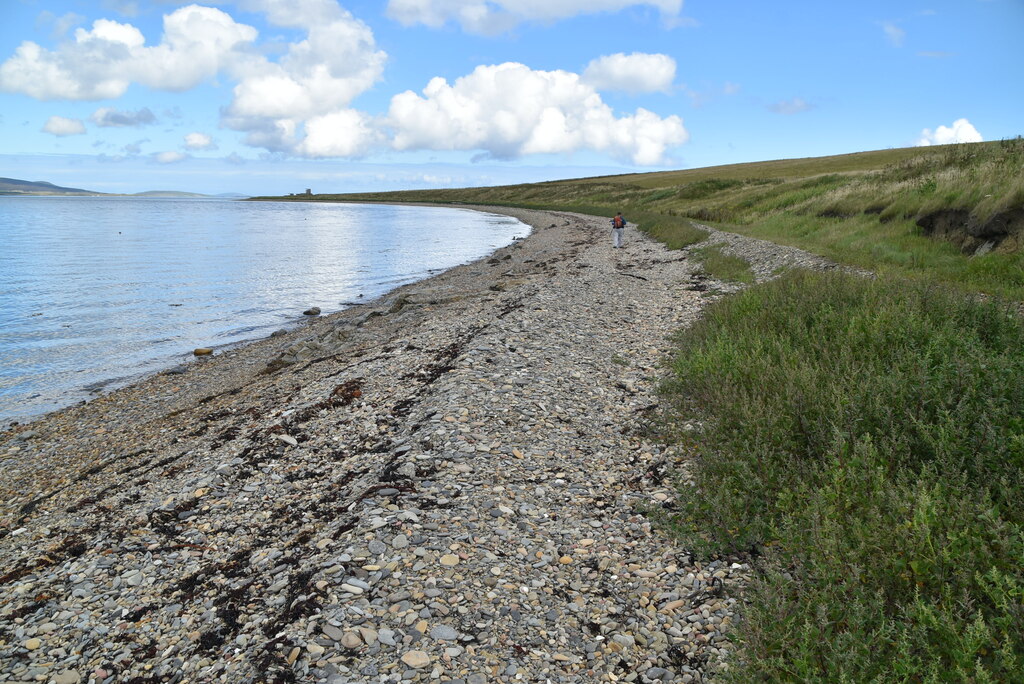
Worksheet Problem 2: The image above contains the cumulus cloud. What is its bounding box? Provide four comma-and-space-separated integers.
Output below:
387, 62, 687, 165
184, 132, 216, 150
768, 97, 814, 115
213, 0, 386, 156
582, 53, 676, 94
154, 150, 187, 163
916, 118, 983, 146
42, 115, 86, 136
296, 110, 380, 158
0, 5, 257, 100
386, 0, 684, 33
91, 106, 156, 127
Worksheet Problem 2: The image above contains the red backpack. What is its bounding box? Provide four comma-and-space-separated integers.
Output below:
613, 215, 624, 228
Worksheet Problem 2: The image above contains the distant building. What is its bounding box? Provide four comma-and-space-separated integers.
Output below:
305, 188, 312, 196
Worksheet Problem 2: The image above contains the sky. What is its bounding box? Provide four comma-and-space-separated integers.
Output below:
0, 0, 1020, 196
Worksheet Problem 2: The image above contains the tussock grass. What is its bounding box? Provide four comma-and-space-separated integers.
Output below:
687, 244, 753, 283
631, 212, 706, 250
660, 270, 1024, 681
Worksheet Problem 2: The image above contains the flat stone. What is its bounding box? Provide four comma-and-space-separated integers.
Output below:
341, 632, 363, 650
322, 624, 345, 641
429, 625, 458, 641
400, 650, 431, 669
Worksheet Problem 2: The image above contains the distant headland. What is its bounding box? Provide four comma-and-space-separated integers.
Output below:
0, 177, 247, 199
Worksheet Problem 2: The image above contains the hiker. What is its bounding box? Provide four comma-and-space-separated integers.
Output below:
610, 212, 626, 248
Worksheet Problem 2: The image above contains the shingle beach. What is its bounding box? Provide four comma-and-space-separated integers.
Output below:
0, 207, 842, 684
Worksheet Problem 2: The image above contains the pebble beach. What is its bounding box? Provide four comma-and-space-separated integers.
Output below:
0, 207, 844, 684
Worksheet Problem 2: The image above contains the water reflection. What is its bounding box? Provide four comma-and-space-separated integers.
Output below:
0, 198, 527, 423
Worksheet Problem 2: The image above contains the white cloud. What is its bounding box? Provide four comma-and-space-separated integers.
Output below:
916, 118, 983, 146
1, 3, 386, 159
154, 150, 187, 163
0, 6, 257, 100
386, 0, 684, 33
184, 132, 216, 150
768, 97, 814, 115
42, 115, 86, 136
91, 106, 156, 127
296, 110, 379, 158
582, 53, 676, 94
881, 21, 905, 47
222, 3, 387, 157
387, 62, 687, 165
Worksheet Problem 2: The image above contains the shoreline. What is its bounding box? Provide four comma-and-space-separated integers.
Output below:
1, 202, 529, 430
0, 205, 838, 682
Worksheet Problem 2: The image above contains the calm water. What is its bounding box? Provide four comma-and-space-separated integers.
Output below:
0, 198, 528, 424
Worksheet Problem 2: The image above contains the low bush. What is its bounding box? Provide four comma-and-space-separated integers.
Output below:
661, 270, 1024, 681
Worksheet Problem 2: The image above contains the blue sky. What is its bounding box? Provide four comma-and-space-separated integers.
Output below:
0, 0, 1020, 195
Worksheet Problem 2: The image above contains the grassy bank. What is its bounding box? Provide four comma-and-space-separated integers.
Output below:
659, 271, 1024, 681
273, 138, 1023, 299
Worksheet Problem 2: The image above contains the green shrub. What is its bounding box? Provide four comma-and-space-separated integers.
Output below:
661, 270, 1024, 681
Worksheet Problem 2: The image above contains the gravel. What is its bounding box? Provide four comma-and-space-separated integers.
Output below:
0, 207, 843, 683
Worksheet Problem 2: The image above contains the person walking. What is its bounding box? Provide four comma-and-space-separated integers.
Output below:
610, 212, 626, 248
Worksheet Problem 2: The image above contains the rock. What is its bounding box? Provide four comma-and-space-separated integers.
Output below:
193, 347, 214, 356
341, 632, 363, 650
52, 671, 81, 684
322, 624, 345, 641
429, 625, 458, 641
439, 554, 460, 567
303, 307, 321, 316
357, 627, 378, 646
24, 637, 42, 650
400, 650, 431, 669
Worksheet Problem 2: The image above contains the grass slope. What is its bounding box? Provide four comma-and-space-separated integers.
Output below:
267, 138, 1023, 299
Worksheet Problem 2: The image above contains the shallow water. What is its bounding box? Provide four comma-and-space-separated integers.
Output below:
0, 198, 527, 423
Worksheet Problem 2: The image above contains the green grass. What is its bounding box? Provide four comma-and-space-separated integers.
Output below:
688, 244, 754, 283
659, 270, 1024, 682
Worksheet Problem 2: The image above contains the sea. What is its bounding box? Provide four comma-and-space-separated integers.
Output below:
0, 197, 529, 425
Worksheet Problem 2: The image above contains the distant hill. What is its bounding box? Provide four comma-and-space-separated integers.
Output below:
130, 191, 250, 199
131, 191, 210, 198
0, 178, 249, 199
0, 177, 102, 196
